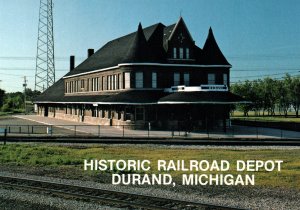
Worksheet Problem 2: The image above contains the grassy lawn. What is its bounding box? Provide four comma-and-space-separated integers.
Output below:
232, 111, 300, 123
0, 144, 299, 189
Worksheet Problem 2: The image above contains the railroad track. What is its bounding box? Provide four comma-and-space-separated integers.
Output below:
0, 175, 240, 210
1, 136, 300, 146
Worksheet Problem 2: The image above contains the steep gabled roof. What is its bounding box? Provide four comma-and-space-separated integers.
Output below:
168, 17, 194, 42
64, 19, 231, 78
64, 23, 164, 77
202, 27, 230, 65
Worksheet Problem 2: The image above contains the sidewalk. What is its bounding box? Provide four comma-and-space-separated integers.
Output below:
12, 115, 300, 139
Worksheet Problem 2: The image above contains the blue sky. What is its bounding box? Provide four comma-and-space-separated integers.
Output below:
0, 0, 300, 92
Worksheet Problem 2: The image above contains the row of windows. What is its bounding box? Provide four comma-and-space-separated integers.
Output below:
65, 72, 228, 93
66, 73, 126, 93
64, 106, 145, 121
173, 47, 190, 59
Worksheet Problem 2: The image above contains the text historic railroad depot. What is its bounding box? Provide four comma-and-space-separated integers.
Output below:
84, 159, 283, 187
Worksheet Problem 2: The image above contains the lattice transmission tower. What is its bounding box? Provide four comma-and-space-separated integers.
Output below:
35, 0, 55, 92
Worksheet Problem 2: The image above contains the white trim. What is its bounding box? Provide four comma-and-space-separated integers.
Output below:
63, 66, 119, 79
158, 101, 250, 104
118, 63, 231, 68
63, 63, 232, 79
35, 101, 249, 105
35, 101, 157, 105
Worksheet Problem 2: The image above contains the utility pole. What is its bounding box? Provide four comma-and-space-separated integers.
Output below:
23, 76, 28, 114
35, 0, 55, 92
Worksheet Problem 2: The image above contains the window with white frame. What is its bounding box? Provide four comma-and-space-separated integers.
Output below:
184, 73, 190, 86
223, 74, 228, 85
179, 48, 184, 59
80, 79, 85, 91
152, 72, 157, 88
174, 73, 180, 86
135, 72, 143, 88
109, 75, 113, 90
173, 48, 177, 59
208, 73, 216, 84
114, 74, 117, 90
186, 48, 190, 59
118, 74, 122, 89
124, 72, 130, 89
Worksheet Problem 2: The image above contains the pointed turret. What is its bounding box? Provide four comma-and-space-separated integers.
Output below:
203, 27, 230, 65
147, 23, 166, 62
123, 23, 150, 62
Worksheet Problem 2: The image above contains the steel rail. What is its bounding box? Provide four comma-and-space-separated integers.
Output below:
0, 175, 242, 210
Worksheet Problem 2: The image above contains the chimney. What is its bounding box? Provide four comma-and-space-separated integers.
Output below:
88, 49, 94, 58
70, 55, 75, 71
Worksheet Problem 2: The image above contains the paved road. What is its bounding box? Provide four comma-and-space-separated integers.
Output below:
0, 115, 299, 139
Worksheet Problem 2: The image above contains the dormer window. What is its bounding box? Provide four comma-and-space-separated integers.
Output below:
179, 48, 184, 59
173, 48, 177, 59
186, 48, 190, 59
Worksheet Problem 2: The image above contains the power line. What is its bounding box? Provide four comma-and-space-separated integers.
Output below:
0, 68, 67, 71
231, 71, 299, 79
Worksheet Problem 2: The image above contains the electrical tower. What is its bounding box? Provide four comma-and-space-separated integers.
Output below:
35, 0, 55, 92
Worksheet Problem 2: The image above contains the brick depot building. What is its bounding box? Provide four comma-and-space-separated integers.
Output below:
35, 17, 244, 131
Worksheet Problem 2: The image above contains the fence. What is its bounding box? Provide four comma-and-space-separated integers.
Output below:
0, 123, 299, 139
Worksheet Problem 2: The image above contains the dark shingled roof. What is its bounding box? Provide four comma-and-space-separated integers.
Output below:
158, 91, 245, 104
36, 81, 245, 104
64, 18, 230, 78
35, 83, 167, 104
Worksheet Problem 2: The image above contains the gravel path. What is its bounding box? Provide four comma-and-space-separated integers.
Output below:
0, 171, 299, 210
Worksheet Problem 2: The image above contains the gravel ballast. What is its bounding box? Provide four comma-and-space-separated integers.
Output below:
0, 170, 299, 210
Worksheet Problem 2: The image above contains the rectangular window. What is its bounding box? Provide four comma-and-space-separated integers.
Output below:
223, 74, 228, 85
124, 72, 130, 89
186, 48, 190, 59
118, 74, 122, 89
174, 73, 180, 86
152, 72, 157, 88
184, 73, 190, 86
179, 48, 184, 59
208, 73, 216, 84
102, 76, 104, 90
65, 82, 68, 93
135, 72, 143, 88
96, 77, 99, 91
135, 107, 144, 121
110, 75, 113, 90
92, 78, 94, 91
112, 75, 117, 90
80, 79, 85, 91
173, 48, 177, 59
87, 79, 90, 91
107, 76, 110, 90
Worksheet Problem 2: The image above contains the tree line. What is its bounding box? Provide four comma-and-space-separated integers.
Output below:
0, 88, 40, 113
231, 74, 300, 117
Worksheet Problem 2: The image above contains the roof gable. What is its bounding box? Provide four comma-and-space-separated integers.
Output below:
168, 17, 194, 43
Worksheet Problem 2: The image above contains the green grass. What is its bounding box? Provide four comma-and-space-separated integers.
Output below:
0, 144, 299, 189
232, 111, 300, 123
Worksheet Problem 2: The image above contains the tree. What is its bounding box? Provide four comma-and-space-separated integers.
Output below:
0, 88, 5, 108
231, 80, 254, 116
277, 75, 292, 117
290, 77, 300, 117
